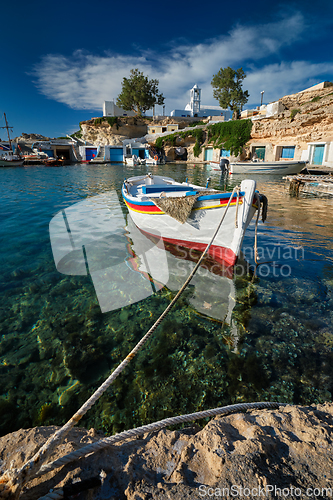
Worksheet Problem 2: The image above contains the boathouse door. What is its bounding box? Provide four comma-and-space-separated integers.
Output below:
253, 147, 265, 160
312, 144, 325, 165
204, 148, 213, 161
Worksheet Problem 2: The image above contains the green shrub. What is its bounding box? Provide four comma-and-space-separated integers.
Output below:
154, 127, 205, 157
94, 116, 119, 129
290, 109, 301, 120
206, 119, 252, 156
71, 130, 82, 139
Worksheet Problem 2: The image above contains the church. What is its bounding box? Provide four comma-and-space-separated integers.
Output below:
170, 84, 230, 120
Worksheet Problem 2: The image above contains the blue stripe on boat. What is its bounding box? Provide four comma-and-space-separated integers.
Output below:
122, 185, 245, 206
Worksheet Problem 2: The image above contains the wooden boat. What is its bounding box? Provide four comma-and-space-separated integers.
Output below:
43, 157, 66, 166
122, 174, 262, 266
285, 174, 333, 196
229, 160, 306, 175
0, 113, 24, 167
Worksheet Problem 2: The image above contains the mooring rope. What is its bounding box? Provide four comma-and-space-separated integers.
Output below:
38, 402, 286, 500
0, 186, 241, 499
254, 192, 261, 264
235, 188, 240, 228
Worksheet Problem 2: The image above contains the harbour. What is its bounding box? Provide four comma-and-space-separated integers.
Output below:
1, 162, 333, 439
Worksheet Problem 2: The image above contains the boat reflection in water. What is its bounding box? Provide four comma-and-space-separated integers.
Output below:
49, 190, 251, 351
126, 216, 248, 351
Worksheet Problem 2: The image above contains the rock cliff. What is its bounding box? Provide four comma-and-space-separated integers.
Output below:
251, 86, 333, 149
79, 117, 202, 146
1, 403, 332, 499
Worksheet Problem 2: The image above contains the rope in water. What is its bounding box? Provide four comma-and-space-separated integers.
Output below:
38, 401, 286, 500
0, 185, 241, 499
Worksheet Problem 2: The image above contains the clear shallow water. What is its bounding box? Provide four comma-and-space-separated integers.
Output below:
0, 163, 333, 436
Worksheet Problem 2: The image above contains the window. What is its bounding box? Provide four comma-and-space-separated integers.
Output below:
280, 146, 295, 159
253, 147, 265, 160
221, 148, 230, 157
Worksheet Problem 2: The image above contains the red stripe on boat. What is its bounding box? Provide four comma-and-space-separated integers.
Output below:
140, 229, 237, 266
125, 200, 163, 213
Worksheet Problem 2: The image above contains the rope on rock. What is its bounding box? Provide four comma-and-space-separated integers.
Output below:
38, 402, 287, 500
0, 186, 240, 500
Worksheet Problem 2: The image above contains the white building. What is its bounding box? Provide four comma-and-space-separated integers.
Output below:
171, 84, 230, 120
103, 100, 136, 117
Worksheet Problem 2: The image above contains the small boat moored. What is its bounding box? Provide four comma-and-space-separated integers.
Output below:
0, 113, 24, 167
124, 154, 146, 166
229, 160, 307, 175
0, 152, 24, 167
122, 174, 266, 266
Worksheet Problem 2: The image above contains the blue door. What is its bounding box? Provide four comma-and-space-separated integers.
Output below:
281, 146, 295, 159
85, 148, 97, 161
109, 148, 123, 162
42, 149, 54, 158
312, 145, 325, 165
204, 148, 213, 161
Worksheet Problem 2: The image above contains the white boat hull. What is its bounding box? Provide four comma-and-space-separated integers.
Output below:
230, 161, 306, 175
208, 161, 222, 171
122, 174, 259, 266
145, 158, 160, 165
0, 158, 24, 167
124, 156, 146, 166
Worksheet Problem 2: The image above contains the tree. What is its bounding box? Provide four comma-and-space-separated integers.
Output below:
116, 69, 165, 117
211, 67, 249, 119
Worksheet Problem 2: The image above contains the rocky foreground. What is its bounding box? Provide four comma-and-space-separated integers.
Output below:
0, 403, 332, 499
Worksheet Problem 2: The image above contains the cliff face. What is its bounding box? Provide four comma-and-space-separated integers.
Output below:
80, 117, 148, 145
80, 117, 202, 146
251, 87, 333, 149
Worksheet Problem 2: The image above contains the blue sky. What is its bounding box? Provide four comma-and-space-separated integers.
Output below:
1, 0, 333, 139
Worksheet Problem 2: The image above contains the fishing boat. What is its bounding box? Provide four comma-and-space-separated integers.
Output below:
145, 156, 160, 165
208, 158, 230, 172
229, 160, 306, 175
124, 154, 146, 166
0, 114, 24, 167
285, 174, 333, 196
122, 174, 264, 266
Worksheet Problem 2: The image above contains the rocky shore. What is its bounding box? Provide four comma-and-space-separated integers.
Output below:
1, 403, 332, 499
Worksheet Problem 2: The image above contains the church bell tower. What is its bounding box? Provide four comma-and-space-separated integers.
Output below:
190, 84, 201, 116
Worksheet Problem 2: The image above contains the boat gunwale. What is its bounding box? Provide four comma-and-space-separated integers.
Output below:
122, 183, 245, 206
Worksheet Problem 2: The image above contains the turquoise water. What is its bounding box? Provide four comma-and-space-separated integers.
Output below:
0, 163, 333, 436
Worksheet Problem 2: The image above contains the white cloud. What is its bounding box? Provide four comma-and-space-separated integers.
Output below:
246, 61, 333, 106
32, 12, 332, 114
